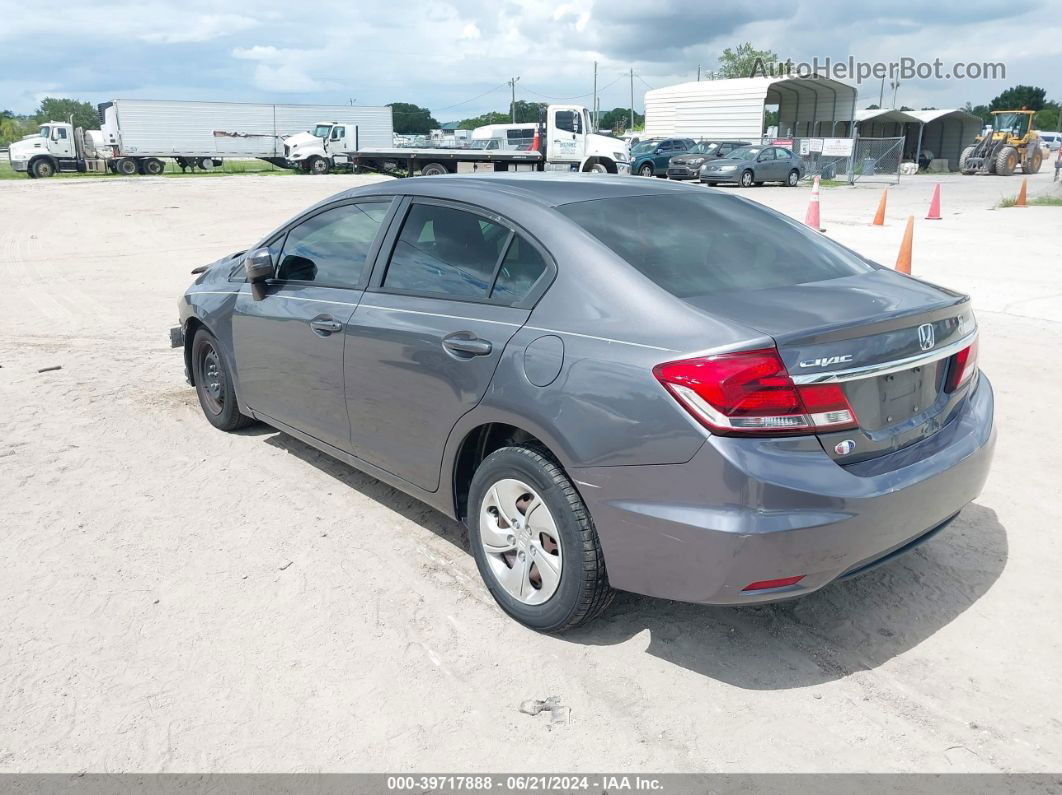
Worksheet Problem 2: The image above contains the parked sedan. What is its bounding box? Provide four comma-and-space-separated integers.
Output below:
631, 137, 696, 177
700, 144, 805, 187
666, 140, 750, 179
174, 175, 994, 632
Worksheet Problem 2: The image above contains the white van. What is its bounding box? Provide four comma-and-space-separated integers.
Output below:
470, 123, 538, 151
1038, 131, 1060, 152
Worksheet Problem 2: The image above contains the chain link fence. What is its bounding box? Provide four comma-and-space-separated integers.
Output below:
788, 136, 904, 183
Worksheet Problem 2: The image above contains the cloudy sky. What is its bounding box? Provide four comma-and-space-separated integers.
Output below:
2, 0, 1060, 121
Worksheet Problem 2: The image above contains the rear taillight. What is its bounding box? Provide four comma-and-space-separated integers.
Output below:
945, 338, 978, 392
652, 348, 858, 436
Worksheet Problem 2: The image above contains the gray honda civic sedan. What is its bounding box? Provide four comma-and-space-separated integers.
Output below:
174, 174, 994, 632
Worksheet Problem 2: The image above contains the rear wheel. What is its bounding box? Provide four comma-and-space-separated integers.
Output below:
191, 329, 255, 432
1025, 147, 1043, 174
786, 169, 800, 187
116, 158, 138, 176
740, 169, 754, 187
467, 446, 614, 632
995, 146, 1018, 176
142, 157, 165, 175
420, 162, 448, 176
638, 162, 654, 177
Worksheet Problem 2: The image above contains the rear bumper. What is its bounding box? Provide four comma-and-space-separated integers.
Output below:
574, 375, 996, 605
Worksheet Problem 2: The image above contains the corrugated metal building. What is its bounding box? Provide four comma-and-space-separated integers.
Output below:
855, 108, 982, 170
644, 76, 857, 142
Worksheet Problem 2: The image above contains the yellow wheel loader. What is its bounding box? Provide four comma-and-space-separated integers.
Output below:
960, 110, 1042, 175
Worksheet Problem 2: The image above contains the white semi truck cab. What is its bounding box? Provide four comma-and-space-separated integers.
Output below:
8, 122, 99, 178
282, 121, 359, 174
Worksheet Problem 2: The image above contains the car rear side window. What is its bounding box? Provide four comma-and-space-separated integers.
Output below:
276, 201, 391, 287
383, 203, 510, 299
558, 193, 873, 298
491, 235, 548, 303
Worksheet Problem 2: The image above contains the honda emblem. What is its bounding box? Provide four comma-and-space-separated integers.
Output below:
917, 323, 935, 351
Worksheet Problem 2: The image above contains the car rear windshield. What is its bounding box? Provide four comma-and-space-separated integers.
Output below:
557, 193, 874, 298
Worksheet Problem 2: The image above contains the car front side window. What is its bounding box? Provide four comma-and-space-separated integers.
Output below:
275, 201, 392, 287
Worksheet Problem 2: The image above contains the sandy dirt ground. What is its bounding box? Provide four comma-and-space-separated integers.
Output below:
1, 168, 1060, 773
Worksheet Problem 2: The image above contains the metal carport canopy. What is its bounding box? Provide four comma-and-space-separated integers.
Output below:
643, 76, 856, 142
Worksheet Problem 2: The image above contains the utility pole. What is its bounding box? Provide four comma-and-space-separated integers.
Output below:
878, 77, 884, 107
624, 68, 632, 130
890, 81, 901, 109
508, 76, 519, 123
697, 65, 701, 81
592, 61, 598, 130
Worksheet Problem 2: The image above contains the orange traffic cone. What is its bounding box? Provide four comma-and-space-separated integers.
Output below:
895, 216, 914, 274
804, 175, 824, 231
1014, 178, 1028, 207
925, 183, 942, 220
530, 126, 540, 152
872, 188, 888, 225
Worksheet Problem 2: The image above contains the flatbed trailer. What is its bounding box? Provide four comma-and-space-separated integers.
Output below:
344, 104, 631, 177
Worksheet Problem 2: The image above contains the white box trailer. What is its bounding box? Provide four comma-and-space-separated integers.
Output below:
9, 98, 393, 177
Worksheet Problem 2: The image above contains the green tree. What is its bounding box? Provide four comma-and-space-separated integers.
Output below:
456, 111, 510, 130
35, 97, 98, 129
0, 111, 35, 148
510, 100, 548, 124
388, 102, 439, 135
1034, 101, 1061, 131
962, 101, 991, 123
719, 43, 779, 79
988, 85, 1046, 112
598, 107, 644, 132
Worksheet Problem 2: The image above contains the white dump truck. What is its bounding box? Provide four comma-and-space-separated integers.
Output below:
8, 99, 393, 178
347, 105, 630, 176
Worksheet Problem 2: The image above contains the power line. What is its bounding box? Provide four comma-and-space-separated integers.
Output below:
634, 73, 655, 91
430, 82, 510, 114
521, 74, 625, 102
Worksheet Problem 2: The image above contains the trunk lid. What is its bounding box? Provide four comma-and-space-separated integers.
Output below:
686, 269, 977, 463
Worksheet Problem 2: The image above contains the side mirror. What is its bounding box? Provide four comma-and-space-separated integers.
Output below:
244, 247, 274, 283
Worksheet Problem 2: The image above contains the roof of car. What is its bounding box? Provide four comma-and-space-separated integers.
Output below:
342, 173, 703, 208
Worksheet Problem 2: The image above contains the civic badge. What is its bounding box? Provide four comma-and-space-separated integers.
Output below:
834, 439, 855, 455
917, 323, 935, 351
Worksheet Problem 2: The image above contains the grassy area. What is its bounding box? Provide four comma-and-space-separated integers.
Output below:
0, 156, 295, 180
998, 194, 1062, 208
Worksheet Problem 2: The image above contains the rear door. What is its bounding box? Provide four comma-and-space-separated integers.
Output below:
231, 198, 396, 451
344, 198, 552, 491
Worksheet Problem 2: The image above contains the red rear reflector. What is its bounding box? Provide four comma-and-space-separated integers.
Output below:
946, 338, 978, 392
653, 349, 858, 436
742, 575, 805, 592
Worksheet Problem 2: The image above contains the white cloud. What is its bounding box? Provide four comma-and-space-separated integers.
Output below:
140, 13, 259, 43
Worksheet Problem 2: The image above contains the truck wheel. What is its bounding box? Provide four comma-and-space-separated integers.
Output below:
1025, 148, 1043, 174
420, 162, 448, 176
30, 159, 55, 178
995, 146, 1018, 176
959, 145, 976, 173
116, 158, 138, 176
586, 161, 608, 173
142, 158, 165, 175
467, 445, 614, 632
638, 163, 653, 177
309, 156, 331, 175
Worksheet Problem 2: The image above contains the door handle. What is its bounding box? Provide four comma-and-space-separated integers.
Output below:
442, 333, 492, 357
309, 316, 342, 335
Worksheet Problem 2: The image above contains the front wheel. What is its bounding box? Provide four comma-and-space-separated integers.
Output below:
638, 163, 654, 177
31, 159, 55, 178
740, 169, 754, 187
191, 329, 255, 431
309, 156, 331, 175
467, 446, 614, 632
786, 169, 800, 187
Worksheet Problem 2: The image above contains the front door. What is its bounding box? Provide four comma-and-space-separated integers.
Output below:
232, 198, 395, 451
549, 105, 584, 164
51, 126, 74, 159
344, 198, 550, 491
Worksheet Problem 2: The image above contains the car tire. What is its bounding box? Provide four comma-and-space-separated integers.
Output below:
30, 159, 55, 178
420, 162, 448, 176
191, 328, 255, 432
786, 169, 800, 187
740, 170, 754, 187
467, 445, 614, 632
638, 163, 654, 177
